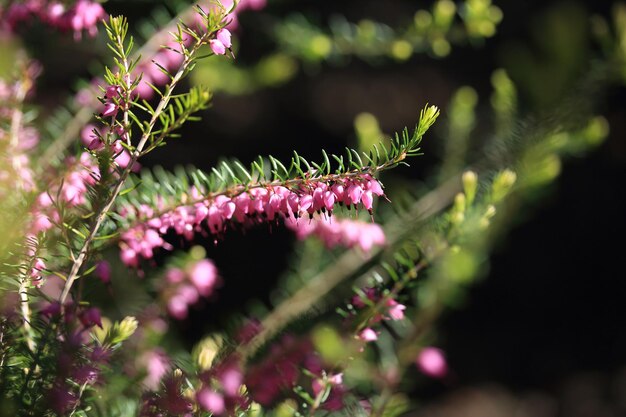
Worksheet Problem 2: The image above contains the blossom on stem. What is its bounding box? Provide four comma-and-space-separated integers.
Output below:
285, 215, 386, 253
358, 327, 378, 342
386, 299, 406, 321
210, 28, 232, 55
2, 0, 106, 40
118, 174, 385, 267
30, 152, 100, 234
351, 287, 407, 322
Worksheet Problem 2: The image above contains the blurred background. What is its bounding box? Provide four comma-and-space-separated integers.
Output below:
5, 0, 626, 415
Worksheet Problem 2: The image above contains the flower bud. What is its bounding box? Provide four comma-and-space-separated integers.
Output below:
462, 170, 478, 205
491, 169, 517, 202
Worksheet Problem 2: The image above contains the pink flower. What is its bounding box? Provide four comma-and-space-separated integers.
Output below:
167, 295, 189, 320
189, 259, 218, 296
329, 373, 343, 385
40, 301, 62, 318
29, 258, 46, 284
361, 190, 374, 211
79, 307, 103, 328
416, 347, 448, 378
346, 184, 363, 206
210, 39, 227, 55
101, 102, 117, 117
176, 285, 200, 304
141, 349, 171, 390
120, 247, 138, 267
197, 389, 225, 415
386, 299, 406, 321
351, 287, 378, 308
95, 260, 111, 284
359, 327, 378, 342
219, 366, 243, 397
113, 149, 133, 169
216, 28, 232, 48
81, 124, 104, 150
166, 268, 186, 284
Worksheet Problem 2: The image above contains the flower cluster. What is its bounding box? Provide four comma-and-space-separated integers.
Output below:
30, 152, 100, 234
99, 84, 125, 118
73, 0, 267, 104
80, 122, 135, 169
209, 28, 232, 56
119, 174, 386, 267
1, 0, 106, 40
285, 215, 386, 253
31, 152, 100, 234
161, 259, 221, 320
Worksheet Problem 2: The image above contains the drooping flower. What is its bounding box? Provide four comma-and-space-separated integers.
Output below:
210, 39, 227, 55
118, 175, 386, 267
216, 28, 232, 48
386, 299, 406, 321
197, 389, 226, 415
359, 327, 378, 342
416, 347, 448, 378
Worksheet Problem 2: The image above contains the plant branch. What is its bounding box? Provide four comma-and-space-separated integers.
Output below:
59, 21, 219, 305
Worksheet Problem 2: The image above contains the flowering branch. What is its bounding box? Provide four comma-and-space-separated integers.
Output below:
114, 105, 439, 267
58, 9, 227, 301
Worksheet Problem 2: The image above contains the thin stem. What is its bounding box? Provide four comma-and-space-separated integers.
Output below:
9, 71, 30, 192
9, 75, 28, 149
68, 381, 90, 417
18, 277, 35, 352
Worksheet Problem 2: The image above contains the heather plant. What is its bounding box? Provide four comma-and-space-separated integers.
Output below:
0, 0, 623, 416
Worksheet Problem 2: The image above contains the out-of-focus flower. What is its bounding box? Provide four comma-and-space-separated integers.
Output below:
359, 328, 378, 342
416, 347, 448, 378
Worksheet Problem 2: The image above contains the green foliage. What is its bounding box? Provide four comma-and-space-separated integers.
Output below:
114, 104, 438, 224
275, 0, 502, 63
